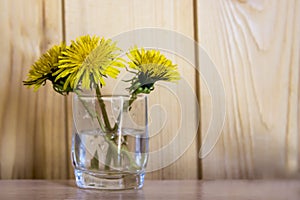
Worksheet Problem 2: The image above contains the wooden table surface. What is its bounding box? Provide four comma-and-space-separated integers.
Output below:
0, 180, 299, 200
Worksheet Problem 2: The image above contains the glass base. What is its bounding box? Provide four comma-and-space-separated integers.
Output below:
74, 169, 145, 190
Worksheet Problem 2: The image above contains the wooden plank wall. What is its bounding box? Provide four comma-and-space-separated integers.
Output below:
0, 0, 299, 179
0, 0, 69, 179
197, 0, 300, 179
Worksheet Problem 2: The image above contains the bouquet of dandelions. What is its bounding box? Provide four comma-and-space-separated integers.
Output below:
23, 35, 180, 172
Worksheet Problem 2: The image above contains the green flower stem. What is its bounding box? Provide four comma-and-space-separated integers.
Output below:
94, 84, 115, 170
103, 134, 140, 170
95, 84, 117, 132
128, 94, 137, 108
104, 145, 112, 170
75, 90, 140, 171
74, 90, 107, 132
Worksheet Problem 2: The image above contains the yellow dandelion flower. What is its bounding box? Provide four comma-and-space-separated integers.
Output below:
126, 47, 180, 95
54, 35, 125, 90
23, 43, 66, 91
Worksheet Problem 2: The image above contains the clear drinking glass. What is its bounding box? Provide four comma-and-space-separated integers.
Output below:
71, 94, 148, 190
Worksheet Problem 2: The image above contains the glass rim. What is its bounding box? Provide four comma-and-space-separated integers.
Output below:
74, 94, 147, 100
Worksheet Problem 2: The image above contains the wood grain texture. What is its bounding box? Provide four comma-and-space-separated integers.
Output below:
0, 0, 299, 180
0, 0, 69, 179
0, 180, 300, 199
197, 0, 300, 178
64, 0, 198, 179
